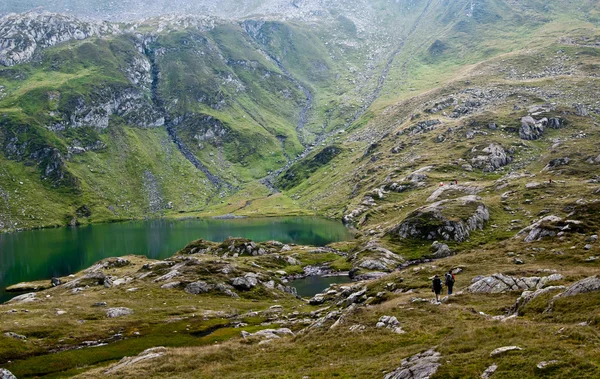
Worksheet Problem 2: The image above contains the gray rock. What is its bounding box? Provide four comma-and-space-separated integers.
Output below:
106, 307, 134, 318
161, 281, 181, 289
376, 315, 405, 334
517, 215, 563, 242
0, 368, 16, 379
231, 274, 259, 290
392, 196, 489, 242
105, 347, 167, 374
537, 360, 560, 370
185, 281, 212, 294
513, 286, 566, 315
241, 328, 294, 340
490, 346, 522, 357
92, 302, 108, 307
51, 277, 62, 287
352, 271, 389, 281
471, 143, 512, 172
555, 276, 600, 298
430, 241, 452, 258
6, 292, 37, 304
469, 274, 562, 294
384, 349, 441, 379
520, 116, 546, 140
481, 363, 498, 379
4, 332, 27, 340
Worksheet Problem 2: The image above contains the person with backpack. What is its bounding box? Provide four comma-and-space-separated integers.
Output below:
445, 270, 455, 295
432, 274, 443, 303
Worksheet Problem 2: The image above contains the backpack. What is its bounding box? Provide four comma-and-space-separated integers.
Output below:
446, 273, 455, 285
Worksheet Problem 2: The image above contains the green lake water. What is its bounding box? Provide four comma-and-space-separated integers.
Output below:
288, 275, 353, 297
0, 217, 352, 303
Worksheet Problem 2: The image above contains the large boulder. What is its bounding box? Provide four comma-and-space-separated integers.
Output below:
391, 196, 489, 242
384, 349, 441, 379
231, 274, 259, 290
520, 116, 546, 140
106, 307, 134, 318
105, 347, 167, 374
471, 143, 512, 172
469, 273, 562, 294
555, 276, 600, 298
0, 369, 16, 379
516, 216, 585, 242
184, 281, 212, 294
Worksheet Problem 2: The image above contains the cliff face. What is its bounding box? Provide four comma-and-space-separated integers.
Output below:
0, 11, 120, 66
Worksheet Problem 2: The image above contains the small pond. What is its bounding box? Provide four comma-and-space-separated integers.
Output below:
289, 275, 353, 297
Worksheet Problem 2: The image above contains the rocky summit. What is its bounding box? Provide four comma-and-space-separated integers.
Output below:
1, 0, 600, 378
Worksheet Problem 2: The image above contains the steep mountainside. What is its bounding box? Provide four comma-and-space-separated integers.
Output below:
0, 0, 598, 234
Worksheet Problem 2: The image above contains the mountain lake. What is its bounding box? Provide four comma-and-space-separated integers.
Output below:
0, 217, 353, 303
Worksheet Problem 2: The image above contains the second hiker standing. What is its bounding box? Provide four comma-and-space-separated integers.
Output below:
432, 274, 443, 303
445, 270, 455, 295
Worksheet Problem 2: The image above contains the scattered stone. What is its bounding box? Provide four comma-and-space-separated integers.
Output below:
490, 346, 522, 357
513, 258, 524, 265
106, 307, 134, 318
105, 347, 167, 374
241, 328, 294, 340
6, 292, 37, 304
384, 349, 441, 379
161, 281, 181, 289
481, 363, 498, 379
51, 277, 62, 287
376, 315, 405, 334
92, 302, 108, 307
584, 244, 593, 250
4, 332, 27, 340
55, 309, 67, 315
537, 360, 560, 370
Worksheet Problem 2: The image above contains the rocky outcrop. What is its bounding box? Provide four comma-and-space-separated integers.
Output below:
0, 11, 120, 66
429, 241, 453, 258
469, 273, 562, 294
481, 364, 498, 379
353, 241, 404, 272
391, 196, 489, 242
516, 216, 585, 242
106, 307, 134, 318
231, 274, 259, 290
0, 369, 16, 379
185, 281, 239, 298
513, 286, 566, 315
384, 349, 441, 379
104, 347, 166, 374
51, 88, 164, 130
470, 143, 512, 172
376, 315, 405, 334
520, 116, 547, 140
241, 328, 294, 340
555, 276, 600, 298
426, 184, 480, 203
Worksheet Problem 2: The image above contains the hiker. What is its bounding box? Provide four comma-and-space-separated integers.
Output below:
432, 274, 443, 302
445, 270, 455, 295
